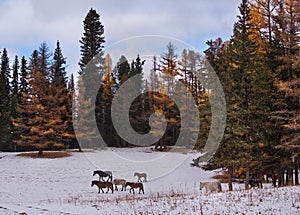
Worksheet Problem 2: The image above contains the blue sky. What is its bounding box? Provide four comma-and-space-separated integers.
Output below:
0, 0, 241, 79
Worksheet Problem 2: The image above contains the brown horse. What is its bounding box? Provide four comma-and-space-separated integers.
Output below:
125, 182, 144, 194
113, 178, 126, 191
91, 180, 114, 194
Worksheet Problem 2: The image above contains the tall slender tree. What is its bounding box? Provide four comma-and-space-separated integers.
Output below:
11, 56, 19, 96
76, 8, 105, 148
0, 48, 11, 151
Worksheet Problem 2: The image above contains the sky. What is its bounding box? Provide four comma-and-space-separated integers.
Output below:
0, 0, 241, 79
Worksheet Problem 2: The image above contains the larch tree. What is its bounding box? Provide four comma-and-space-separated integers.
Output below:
271, 0, 300, 185
96, 54, 116, 146
14, 44, 64, 155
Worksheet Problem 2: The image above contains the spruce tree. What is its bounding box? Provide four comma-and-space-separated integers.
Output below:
76, 8, 105, 148
0, 48, 11, 151
11, 56, 19, 96
19, 56, 29, 95
203, 0, 276, 190
50, 41, 71, 147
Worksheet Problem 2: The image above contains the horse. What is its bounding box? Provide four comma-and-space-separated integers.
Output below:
113, 178, 126, 191
134, 172, 147, 182
125, 182, 144, 194
199, 182, 222, 193
91, 180, 114, 194
93, 170, 113, 182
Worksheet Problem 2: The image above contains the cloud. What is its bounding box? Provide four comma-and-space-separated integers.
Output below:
0, 0, 240, 77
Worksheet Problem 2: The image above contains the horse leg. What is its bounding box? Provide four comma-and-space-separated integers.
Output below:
132, 188, 135, 194
115, 185, 118, 191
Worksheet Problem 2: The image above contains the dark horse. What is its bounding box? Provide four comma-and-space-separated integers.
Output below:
125, 182, 144, 194
93, 170, 113, 182
91, 180, 114, 193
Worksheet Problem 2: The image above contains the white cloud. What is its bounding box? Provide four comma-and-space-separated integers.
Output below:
0, 0, 240, 78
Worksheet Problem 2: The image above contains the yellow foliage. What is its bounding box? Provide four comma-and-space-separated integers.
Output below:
258, 142, 265, 148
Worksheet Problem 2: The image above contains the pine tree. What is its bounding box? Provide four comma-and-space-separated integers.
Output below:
50, 41, 71, 148
79, 8, 105, 75
9, 55, 20, 151
203, 0, 276, 190
19, 56, 29, 95
66, 74, 78, 150
38, 42, 51, 79
0, 48, 11, 151
11, 56, 19, 96
76, 8, 105, 148
128, 55, 147, 138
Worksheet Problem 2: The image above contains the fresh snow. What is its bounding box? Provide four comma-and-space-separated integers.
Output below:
0, 148, 299, 214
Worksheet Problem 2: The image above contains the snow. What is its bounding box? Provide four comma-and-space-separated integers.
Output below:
0, 148, 299, 214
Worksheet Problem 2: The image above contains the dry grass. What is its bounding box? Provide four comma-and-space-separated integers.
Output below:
151, 147, 193, 154
17, 151, 72, 159
212, 174, 228, 183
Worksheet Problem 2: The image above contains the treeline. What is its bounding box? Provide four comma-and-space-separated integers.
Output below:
75, 9, 211, 149
194, 0, 299, 189
0, 8, 211, 153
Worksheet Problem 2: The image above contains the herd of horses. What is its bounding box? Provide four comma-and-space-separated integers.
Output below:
91, 170, 266, 194
91, 170, 146, 194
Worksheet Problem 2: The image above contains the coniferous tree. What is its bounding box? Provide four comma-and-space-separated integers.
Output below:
19, 56, 29, 95
76, 8, 105, 148
11, 56, 19, 96
128, 55, 147, 139
0, 48, 11, 151
10, 56, 20, 151
14, 45, 63, 155
66, 74, 78, 149
50, 41, 71, 148
202, 0, 276, 190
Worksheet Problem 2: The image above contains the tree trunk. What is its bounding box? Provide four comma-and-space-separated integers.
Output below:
277, 167, 282, 187
295, 158, 299, 185
271, 170, 277, 187
288, 163, 293, 186
228, 166, 233, 191
245, 166, 250, 190
38, 149, 43, 156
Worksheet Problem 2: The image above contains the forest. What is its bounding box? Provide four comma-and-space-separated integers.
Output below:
0, 0, 299, 189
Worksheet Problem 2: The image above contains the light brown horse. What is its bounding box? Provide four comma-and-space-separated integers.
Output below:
125, 182, 144, 194
113, 178, 126, 191
91, 180, 113, 194
134, 172, 147, 182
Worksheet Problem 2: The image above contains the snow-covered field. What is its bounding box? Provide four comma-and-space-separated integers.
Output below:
0, 148, 299, 214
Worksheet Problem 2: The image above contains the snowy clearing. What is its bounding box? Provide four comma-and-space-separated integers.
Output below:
0, 148, 299, 214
